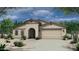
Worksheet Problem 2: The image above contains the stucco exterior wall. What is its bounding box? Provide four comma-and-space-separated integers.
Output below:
24, 24, 39, 38
62, 28, 66, 36
13, 23, 39, 38
42, 24, 63, 29
13, 30, 22, 38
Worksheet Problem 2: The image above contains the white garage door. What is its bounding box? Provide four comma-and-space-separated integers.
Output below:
41, 30, 63, 39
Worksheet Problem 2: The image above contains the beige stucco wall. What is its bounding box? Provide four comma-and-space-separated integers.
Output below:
42, 24, 64, 29
13, 30, 22, 38
62, 28, 66, 36
13, 23, 39, 38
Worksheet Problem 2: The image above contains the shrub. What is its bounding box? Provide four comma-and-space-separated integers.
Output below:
35, 37, 40, 40
63, 35, 72, 40
63, 37, 66, 40
6, 40, 10, 43
73, 35, 78, 43
0, 44, 8, 51
1, 34, 4, 38
4, 36, 8, 39
4, 34, 14, 39
68, 36, 72, 39
21, 35, 26, 40
63, 35, 67, 40
14, 41, 24, 47
7, 34, 14, 39
70, 41, 76, 44
76, 42, 79, 51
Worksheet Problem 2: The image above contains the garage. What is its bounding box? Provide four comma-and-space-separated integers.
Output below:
41, 29, 64, 39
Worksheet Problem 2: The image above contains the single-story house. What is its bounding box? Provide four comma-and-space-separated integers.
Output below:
13, 19, 66, 39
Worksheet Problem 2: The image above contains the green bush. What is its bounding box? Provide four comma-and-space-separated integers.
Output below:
4, 36, 8, 39
63, 35, 67, 40
14, 41, 24, 47
0, 44, 8, 51
0, 34, 4, 38
4, 34, 14, 39
6, 40, 10, 43
35, 37, 40, 40
63, 35, 72, 40
21, 35, 26, 40
73, 35, 78, 43
63, 37, 66, 40
7, 34, 14, 39
70, 41, 76, 44
76, 42, 79, 51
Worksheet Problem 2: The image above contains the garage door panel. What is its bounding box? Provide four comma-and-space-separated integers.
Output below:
41, 30, 62, 39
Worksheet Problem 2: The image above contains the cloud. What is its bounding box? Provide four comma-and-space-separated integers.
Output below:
16, 8, 33, 12
52, 17, 79, 22
0, 15, 18, 21
33, 10, 52, 16
1, 7, 79, 22
5, 15, 18, 20
7, 7, 34, 14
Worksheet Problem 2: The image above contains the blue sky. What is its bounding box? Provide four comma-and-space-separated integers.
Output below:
1, 7, 79, 22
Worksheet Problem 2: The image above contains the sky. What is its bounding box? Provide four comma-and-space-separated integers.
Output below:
1, 7, 79, 22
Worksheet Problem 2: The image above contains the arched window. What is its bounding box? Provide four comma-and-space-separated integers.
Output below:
15, 30, 18, 35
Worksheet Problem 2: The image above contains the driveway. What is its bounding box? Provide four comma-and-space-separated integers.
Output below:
0, 38, 74, 51
18, 39, 73, 51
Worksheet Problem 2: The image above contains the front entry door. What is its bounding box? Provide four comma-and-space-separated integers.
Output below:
28, 28, 35, 39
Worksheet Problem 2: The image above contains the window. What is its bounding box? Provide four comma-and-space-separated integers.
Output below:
15, 30, 18, 35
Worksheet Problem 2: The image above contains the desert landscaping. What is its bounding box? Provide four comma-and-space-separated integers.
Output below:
0, 38, 76, 51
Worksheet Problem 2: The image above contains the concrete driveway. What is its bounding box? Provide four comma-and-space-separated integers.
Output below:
20, 39, 73, 51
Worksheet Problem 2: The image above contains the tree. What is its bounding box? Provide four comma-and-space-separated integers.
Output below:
62, 20, 79, 43
1, 18, 14, 34
59, 7, 79, 14
57, 7, 79, 42
14, 20, 23, 29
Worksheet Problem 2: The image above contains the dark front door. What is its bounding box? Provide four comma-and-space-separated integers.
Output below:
28, 28, 35, 39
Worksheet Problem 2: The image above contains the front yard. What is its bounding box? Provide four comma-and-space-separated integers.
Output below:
0, 38, 75, 51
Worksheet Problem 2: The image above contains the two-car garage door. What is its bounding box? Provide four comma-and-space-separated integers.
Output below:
41, 30, 63, 39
